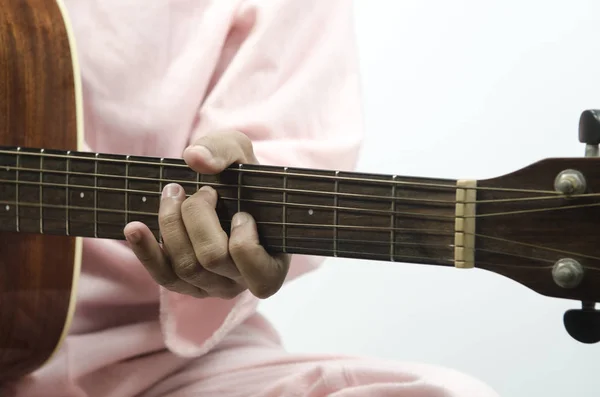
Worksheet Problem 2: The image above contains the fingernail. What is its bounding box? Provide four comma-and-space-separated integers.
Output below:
125, 230, 141, 244
162, 183, 181, 199
232, 212, 249, 228
189, 145, 213, 160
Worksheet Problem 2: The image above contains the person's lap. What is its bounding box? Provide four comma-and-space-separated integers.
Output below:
139, 314, 499, 397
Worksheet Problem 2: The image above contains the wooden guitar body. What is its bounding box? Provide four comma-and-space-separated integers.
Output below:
0, 0, 82, 383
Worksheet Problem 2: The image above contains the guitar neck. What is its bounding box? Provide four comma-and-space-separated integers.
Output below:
0, 146, 465, 267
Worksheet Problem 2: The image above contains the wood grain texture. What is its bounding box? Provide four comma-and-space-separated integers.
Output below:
0, 0, 78, 384
476, 157, 600, 303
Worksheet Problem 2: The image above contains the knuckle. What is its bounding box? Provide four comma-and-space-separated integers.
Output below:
173, 259, 199, 280
181, 194, 212, 215
235, 132, 254, 157
198, 243, 229, 270
228, 238, 246, 256
159, 208, 181, 229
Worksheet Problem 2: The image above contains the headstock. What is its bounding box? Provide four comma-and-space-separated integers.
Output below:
475, 110, 600, 344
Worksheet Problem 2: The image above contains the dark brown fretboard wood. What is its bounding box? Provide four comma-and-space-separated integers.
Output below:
0, 146, 458, 266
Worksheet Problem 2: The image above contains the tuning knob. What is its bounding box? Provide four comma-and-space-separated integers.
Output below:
563, 302, 600, 344
579, 110, 600, 157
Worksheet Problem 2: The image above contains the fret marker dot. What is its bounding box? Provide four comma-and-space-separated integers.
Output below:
5, 205, 9, 211
142, 196, 147, 203
308, 209, 314, 216
80, 192, 85, 198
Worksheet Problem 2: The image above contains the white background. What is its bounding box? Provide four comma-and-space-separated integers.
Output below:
259, 1, 600, 396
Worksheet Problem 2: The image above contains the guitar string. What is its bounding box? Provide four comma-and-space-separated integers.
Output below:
0, 165, 583, 205
0, 149, 567, 195
0, 178, 597, 222
3, 199, 600, 262
0, 210, 583, 270
2, 178, 599, 260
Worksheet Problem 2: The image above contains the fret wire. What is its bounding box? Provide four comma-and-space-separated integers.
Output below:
390, 175, 397, 262
237, 164, 242, 213
195, 163, 200, 191
39, 149, 44, 234
125, 155, 130, 226
15, 147, 20, 232
158, 157, 165, 244
333, 171, 339, 257
94, 153, 99, 238
66, 151, 71, 236
0, 178, 456, 220
282, 167, 288, 253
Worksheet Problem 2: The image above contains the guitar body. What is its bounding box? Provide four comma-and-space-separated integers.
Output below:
0, 0, 82, 383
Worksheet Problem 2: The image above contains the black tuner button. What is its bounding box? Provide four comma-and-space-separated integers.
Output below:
579, 110, 600, 145
563, 303, 600, 344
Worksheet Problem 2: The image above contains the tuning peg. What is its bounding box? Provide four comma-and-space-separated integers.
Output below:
579, 110, 600, 157
563, 302, 600, 344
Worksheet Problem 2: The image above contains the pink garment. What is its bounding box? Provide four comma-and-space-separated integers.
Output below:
3, 0, 499, 396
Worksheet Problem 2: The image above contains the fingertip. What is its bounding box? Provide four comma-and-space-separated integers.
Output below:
183, 145, 219, 172
161, 183, 185, 200
123, 221, 149, 245
192, 185, 219, 208
199, 185, 216, 194
231, 212, 252, 229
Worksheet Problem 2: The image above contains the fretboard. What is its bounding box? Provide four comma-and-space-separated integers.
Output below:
0, 146, 458, 266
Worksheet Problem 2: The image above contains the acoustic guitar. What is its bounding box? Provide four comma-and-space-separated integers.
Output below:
2, 0, 600, 385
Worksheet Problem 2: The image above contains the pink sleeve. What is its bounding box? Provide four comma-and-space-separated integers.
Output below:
160, 0, 364, 357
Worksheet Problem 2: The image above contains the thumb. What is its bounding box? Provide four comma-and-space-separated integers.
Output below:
228, 212, 290, 299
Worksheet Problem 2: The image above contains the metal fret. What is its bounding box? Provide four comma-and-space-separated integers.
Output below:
39, 149, 44, 234
390, 175, 397, 262
282, 167, 288, 253
237, 164, 243, 213
158, 157, 164, 244
94, 153, 98, 238
196, 165, 201, 191
65, 150, 71, 235
125, 155, 130, 226
15, 147, 20, 232
333, 171, 339, 257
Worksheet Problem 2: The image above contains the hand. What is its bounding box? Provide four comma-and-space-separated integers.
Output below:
123, 130, 291, 300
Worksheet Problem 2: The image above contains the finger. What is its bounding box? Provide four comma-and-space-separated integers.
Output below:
180, 186, 244, 283
228, 212, 290, 299
182, 130, 258, 174
160, 184, 244, 298
123, 221, 207, 298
